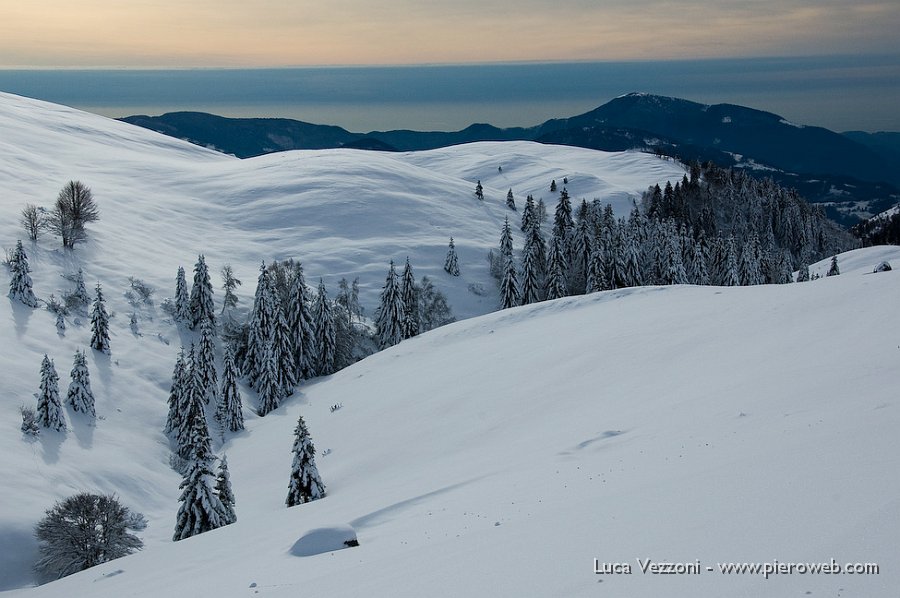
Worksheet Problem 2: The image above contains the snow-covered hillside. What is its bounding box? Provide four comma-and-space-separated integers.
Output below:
1, 92, 898, 597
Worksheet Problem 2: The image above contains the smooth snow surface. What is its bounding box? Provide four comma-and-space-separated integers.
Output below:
1, 93, 898, 597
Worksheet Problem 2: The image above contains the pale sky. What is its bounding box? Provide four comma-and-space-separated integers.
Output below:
1, 0, 899, 67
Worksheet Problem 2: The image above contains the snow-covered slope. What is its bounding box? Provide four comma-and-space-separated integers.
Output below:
6, 247, 900, 598
0, 91, 684, 322
1, 92, 898, 597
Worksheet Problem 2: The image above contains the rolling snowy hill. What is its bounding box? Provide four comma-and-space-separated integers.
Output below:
1, 92, 898, 597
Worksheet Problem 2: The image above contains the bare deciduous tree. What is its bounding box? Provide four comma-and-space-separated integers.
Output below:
49, 181, 99, 249
20, 204, 47, 241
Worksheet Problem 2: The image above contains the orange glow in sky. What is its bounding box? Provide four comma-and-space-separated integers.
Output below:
1, 1, 898, 67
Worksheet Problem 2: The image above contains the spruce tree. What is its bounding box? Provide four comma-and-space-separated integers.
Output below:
164, 348, 188, 436
90, 283, 110, 354
546, 236, 568, 300
621, 231, 644, 288
722, 236, 741, 287
256, 340, 284, 417
189, 254, 215, 330
521, 194, 536, 232
72, 268, 90, 307
65, 350, 95, 418
285, 414, 326, 506
553, 188, 574, 242
8, 240, 39, 307
220, 264, 241, 314
375, 262, 405, 349
586, 236, 607, 293
214, 456, 237, 525
173, 455, 227, 541
689, 232, 710, 285
827, 255, 840, 276
177, 345, 211, 461
661, 227, 688, 285
499, 256, 520, 309
520, 235, 541, 305
797, 263, 810, 282
243, 263, 274, 387
174, 266, 190, 324
400, 258, 420, 339
506, 188, 516, 211
739, 235, 763, 286
196, 320, 219, 405
526, 220, 547, 277
474, 180, 484, 201
286, 261, 316, 381
444, 237, 460, 276
218, 345, 244, 433
313, 280, 337, 375
37, 355, 65, 431
499, 217, 514, 260
570, 216, 592, 293
269, 275, 297, 395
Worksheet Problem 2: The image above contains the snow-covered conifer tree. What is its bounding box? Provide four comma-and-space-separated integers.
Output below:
546, 236, 568, 300
722, 236, 741, 287
526, 220, 547, 277
71, 268, 90, 307
313, 280, 337, 375
499, 217, 514, 260
65, 350, 95, 418
256, 340, 284, 416
164, 348, 188, 436
176, 345, 213, 461
375, 262, 405, 349
400, 258, 420, 339
173, 454, 226, 541
196, 320, 218, 405
521, 194, 536, 232
739, 235, 763, 286
286, 261, 316, 381
520, 236, 541, 305
173, 266, 191, 324
474, 180, 484, 200
506, 188, 516, 211
36, 355, 65, 431
268, 274, 297, 395
189, 254, 215, 330
215, 456, 237, 525
586, 237, 606, 293
621, 231, 644, 288
553, 188, 574, 242
8, 240, 39, 307
796, 263, 810, 282
285, 414, 326, 506
499, 256, 520, 309
89, 283, 110, 354
444, 237, 460, 276
220, 264, 241, 314
827, 255, 840, 276
218, 346, 244, 433
243, 263, 274, 387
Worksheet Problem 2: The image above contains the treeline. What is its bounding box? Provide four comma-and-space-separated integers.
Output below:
851, 210, 900, 246
491, 162, 858, 308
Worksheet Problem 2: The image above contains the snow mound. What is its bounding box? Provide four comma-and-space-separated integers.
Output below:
289, 525, 358, 557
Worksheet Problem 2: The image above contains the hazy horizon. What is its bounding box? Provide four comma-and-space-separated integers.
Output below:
2, 57, 899, 133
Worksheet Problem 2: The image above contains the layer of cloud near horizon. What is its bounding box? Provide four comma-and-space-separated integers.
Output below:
2, 0, 898, 67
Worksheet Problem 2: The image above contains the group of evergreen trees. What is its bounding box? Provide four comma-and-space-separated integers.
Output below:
165, 335, 239, 541
492, 167, 857, 309
32, 350, 97, 433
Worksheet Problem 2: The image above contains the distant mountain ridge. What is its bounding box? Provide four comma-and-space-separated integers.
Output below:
121, 93, 900, 224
